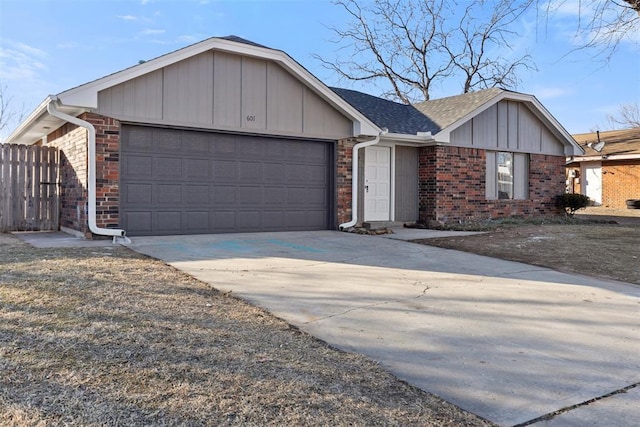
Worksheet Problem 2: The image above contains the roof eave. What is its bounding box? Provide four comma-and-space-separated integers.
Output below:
380, 131, 437, 145
567, 153, 640, 163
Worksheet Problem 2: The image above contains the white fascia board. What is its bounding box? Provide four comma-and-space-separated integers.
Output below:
56, 37, 380, 137
5, 97, 51, 144
568, 153, 640, 163
380, 132, 437, 145
6, 96, 88, 145
434, 91, 584, 156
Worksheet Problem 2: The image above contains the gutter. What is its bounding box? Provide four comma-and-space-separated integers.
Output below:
338, 132, 384, 230
46, 98, 130, 243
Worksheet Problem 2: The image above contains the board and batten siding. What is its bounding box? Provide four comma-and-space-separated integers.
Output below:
97, 51, 353, 140
394, 146, 419, 221
450, 100, 564, 156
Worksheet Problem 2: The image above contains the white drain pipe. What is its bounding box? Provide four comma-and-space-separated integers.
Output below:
339, 132, 383, 230
47, 98, 129, 243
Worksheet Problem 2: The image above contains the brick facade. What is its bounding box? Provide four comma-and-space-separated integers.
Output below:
418, 146, 564, 223
47, 113, 566, 234
45, 112, 121, 237
566, 161, 640, 208
336, 138, 355, 226
602, 161, 640, 208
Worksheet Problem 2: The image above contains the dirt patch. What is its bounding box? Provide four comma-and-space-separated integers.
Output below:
0, 233, 493, 426
415, 217, 640, 285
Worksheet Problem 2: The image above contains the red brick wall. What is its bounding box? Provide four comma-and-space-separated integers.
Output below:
45, 113, 121, 237
336, 138, 354, 226
46, 121, 89, 235
418, 146, 564, 223
602, 161, 640, 208
86, 114, 121, 230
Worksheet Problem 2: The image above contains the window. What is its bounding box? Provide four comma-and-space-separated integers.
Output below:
497, 152, 513, 199
486, 151, 528, 200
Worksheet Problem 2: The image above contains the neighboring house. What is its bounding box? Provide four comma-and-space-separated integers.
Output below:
567, 128, 640, 208
6, 36, 583, 238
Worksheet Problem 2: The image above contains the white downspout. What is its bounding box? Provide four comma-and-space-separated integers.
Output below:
47, 98, 129, 243
338, 132, 383, 230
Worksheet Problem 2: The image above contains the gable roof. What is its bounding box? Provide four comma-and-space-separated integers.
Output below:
333, 87, 583, 155
331, 88, 438, 135
413, 87, 504, 130
7, 36, 379, 144
569, 127, 640, 161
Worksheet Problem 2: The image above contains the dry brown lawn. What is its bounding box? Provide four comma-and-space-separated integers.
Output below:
0, 233, 493, 426
415, 209, 640, 285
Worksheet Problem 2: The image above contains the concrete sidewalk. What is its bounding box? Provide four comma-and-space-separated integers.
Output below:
127, 231, 640, 426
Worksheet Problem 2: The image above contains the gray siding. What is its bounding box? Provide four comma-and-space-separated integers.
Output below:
394, 146, 418, 222
98, 51, 353, 140
450, 100, 564, 155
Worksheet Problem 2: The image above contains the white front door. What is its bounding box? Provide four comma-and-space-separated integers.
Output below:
583, 163, 602, 205
364, 146, 391, 221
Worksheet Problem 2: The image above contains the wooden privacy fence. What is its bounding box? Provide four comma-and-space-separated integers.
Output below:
0, 144, 59, 232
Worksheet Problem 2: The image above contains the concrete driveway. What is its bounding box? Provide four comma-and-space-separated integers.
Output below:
129, 231, 639, 426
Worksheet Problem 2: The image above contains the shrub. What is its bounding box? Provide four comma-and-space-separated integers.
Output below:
556, 193, 590, 216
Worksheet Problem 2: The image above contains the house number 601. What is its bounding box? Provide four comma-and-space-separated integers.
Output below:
246, 115, 256, 122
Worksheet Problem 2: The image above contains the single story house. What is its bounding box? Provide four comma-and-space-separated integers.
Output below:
7, 36, 583, 238
566, 128, 640, 207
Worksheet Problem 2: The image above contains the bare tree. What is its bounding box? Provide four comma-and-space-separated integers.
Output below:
317, 0, 537, 103
0, 84, 26, 141
445, 1, 537, 93
606, 102, 640, 129
541, 0, 640, 60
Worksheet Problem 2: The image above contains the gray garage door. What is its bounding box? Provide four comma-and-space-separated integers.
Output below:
120, 125, 334, 236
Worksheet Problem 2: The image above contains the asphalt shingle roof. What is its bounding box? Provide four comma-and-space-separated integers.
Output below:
572, 127, 640, 157
332, 87, 508, 136
331, 88, 440, 134
412, 88, 504, 130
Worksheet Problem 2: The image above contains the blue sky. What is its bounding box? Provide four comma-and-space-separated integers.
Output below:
0, 0, 638, 141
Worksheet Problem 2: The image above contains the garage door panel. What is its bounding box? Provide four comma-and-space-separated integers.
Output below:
238, 161, 263, 181
155, 184, 182, 205
213, 160, 237, 180
307, 164, 328, 183
154, 129, 182, 152
263, 163, 285, 183
262, 211, 285, 229
237, 141, 265, 159
185, 158, 210, 178
287, 188, 307, 205
155, 157, 183, 179
264, 187, 286, 204
185, 185, 209, 205
121, 125, 333, 235
214, 186, 237, 204
125, 211, 152, 233
305, 188, 327, 205
125, 183, 152, 204
212, 136, 236, 156
183, 133, 210, 154
185, 211, 209, 232
156, 211, 182, 234
212, 211, 236, 230
238, 186, 262, 205
124, 155, 152, 179
125, 128, 153, 152
237, 211, 260, 230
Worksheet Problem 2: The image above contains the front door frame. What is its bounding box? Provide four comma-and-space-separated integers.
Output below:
582, 161, 602, 206
363, 144, 395, 221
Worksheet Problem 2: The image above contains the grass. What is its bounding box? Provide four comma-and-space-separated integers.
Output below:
0, 234, 492, 426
